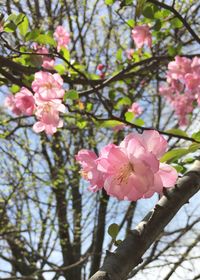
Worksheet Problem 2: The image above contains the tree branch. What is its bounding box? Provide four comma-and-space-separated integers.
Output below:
148, 0, 200, 45
89, 160, 200, 280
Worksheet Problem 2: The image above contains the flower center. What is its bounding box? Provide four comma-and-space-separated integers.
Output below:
81, 170, 89, 180
45, 83, 53, 90
42, 103, 52, 113
117, 163, 134, 184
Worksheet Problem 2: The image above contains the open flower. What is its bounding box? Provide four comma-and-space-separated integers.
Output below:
131, 25, 152, 49
14, 87, 35, 115
96, 130, 177, 201
54, 25, 70, 51
33, 100, 65, 135
75, 150, 104, 192
32, 71, 65, 102
5, 88, 35, 116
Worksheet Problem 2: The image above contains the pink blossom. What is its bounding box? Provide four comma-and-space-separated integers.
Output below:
191, 56, 200, 74
33, 100, 65, 135
96, 131, 177, 201
99, 72, 105, 79
33, 44, 55, 70
5, 88, 35, 116
128, 102, 143, 117
4, 95, 21, 115
42, 57, 55, 70
32, 71, 65, 102
167, 56, 191, 80
15, 87, 35, 115
159, 85, 174, 97
75, 150, 104, 192
112, 124, 126, 132
126, 49, 134, 59
159, 56, 200, 125
97, 64, 104, 71
54, 26, 70, 52
184, 73, 200, 90
131, 25, 152, 49
171, 93, 194, 126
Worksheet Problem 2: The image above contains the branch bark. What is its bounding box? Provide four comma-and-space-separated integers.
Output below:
89, 160, 200, 280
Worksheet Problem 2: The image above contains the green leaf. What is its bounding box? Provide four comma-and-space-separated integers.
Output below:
192, 131, 200, 142
63, 92, 68, 103
77, 120, 87, 129
142, 4, 154, 19
15, 13, 25, 25
173, 164, 186, 174
136, 0, 147, 18
125, 111, 135, 123
10, 84, 20, 93
18, 15, 29, 37
6, 14, 17, 23
88, 73, 100, 80
115, 97, 131, 109
154, 9, 170, 19
35, 34, 55, 46
133, 118, 144, 126
61, 48, 70, 61
105, 0, 114, 5
183, 158, 195, 164
189, 143, 200, 152
165, 129, 188, 138
67, 90, 79, 100
86, 103, 93, 112
153, 20, 162, 31
114, 239, 122, 246
125, 0, 133, 5
126, 19, 135, 28
108, 223, 119, 240
25, 29, 40, 41
168, 44, 182, 56
142, 3, 158, 19
4, 21, 16, 32
160, 148, 193, 163
170, 18, 183, 28
109, 90, 116, 101
116, 49, 123, 61
54, 64, 66, 75
161, 149, 188, 163
101, 120, 124, 128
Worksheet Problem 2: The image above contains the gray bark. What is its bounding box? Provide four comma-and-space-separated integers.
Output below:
89, 160, 200, 280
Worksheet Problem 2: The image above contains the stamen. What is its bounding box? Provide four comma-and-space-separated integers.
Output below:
117, 163, 134, 184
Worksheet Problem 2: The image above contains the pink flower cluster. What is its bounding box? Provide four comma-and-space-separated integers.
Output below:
160, 56, 200, 125
76, 130, 177, 201
128, 102, 143, 117
54, 26, 70, 52
125, 25, 152, 62
33, 43, 55, 70
97, 64, 105, 79
5, 71, 66, 135
131, 25, 152, 49
5, 87, 35, 116
126, 49, 134, 60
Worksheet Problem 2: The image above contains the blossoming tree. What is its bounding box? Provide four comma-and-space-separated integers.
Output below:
1, 0, 200, 280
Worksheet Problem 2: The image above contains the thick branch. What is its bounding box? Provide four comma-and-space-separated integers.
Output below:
89, 160, 200, 280
90, 189, 109, 276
